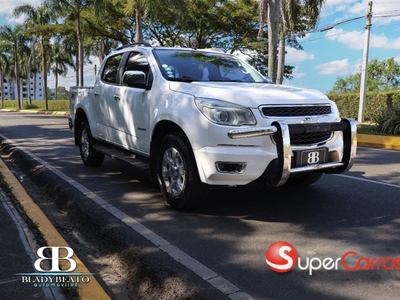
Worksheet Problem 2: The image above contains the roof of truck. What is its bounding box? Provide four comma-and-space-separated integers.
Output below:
113, 42, 226, 54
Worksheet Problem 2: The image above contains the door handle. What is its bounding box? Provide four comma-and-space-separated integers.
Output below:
94, 91, 99, 96
113, 95, 120, 101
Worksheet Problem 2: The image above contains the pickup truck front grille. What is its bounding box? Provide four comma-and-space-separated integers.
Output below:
261, 105, 331, 117
273, 131, 333, 145
291, 131, 332, 145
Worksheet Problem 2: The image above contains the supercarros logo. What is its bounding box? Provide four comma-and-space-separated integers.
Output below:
265, 241, 400, 275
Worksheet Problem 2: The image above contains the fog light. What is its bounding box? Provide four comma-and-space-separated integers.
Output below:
215, 162, 247, 174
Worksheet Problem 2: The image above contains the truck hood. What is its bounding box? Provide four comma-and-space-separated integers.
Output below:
169, 81, 330, 107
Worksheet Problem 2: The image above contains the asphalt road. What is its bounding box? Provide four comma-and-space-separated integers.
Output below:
1, 112, 400, 300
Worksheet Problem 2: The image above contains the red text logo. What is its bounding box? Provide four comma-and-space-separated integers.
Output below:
265, 241, 297, 273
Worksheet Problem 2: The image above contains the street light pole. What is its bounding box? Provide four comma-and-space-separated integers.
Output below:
358, 1, 373, 123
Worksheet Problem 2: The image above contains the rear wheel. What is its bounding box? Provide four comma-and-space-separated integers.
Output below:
78, 121, 105, 167
157, 133, 209, 210
287, 172, 323, 186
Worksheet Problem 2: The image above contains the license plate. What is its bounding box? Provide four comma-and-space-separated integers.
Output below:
299, 148, 328, 166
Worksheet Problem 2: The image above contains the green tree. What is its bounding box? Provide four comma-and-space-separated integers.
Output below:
56, 86, 69, 99
121, 0, 147, 42
146, 0, 258, 50
267, 0, 280, 83
13, 3, 55, 109
50, 40, 74, 99
330, 58, 400, 93
0, 25, 29, 108
277, 0, 326, 84
48, 0, 105, 86
258, 0, 325, 83
0, 46, 10, 107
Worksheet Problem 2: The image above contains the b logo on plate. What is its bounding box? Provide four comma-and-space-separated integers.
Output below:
307, 151, 320, 164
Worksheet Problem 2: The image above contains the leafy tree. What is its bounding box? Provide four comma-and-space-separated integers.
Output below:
368, 57, 400, 90
0, 45, 10, 107
56, 86, 69, 100
330, 58, 400, 93
146, 0, 258, 50
0, 25, 29, 108
48, 0, 105, 86
267, 0, 280, 83
50, 41, 74, 99
13, 3, 55, 109
276, 0, 326, 84
258, 0, 325, 84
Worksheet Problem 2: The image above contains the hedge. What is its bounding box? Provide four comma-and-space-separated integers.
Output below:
0, 100, 69, 111
2, 91, 400, 121
328, 91, 400, 121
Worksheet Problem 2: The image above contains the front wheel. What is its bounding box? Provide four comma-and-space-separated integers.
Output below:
78, 121, 105, 167
157, 133, 209, 210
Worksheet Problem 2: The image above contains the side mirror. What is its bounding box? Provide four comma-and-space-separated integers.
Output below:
122, 70, 148, 89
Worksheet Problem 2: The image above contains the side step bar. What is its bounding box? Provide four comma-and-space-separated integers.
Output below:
93, 142, 150, 170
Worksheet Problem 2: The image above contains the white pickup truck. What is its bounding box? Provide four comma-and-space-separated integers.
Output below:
69, 43, 357, 209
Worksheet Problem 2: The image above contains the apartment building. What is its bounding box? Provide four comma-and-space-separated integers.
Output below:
1, 74, 44, 100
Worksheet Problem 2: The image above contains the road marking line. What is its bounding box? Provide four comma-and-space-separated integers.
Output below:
0, 134, 255, 300
335, 174, 400, 189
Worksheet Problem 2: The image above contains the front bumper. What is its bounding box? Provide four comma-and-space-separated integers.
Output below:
195, 118, 358, 186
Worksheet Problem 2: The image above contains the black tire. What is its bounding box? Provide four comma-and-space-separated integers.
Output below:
78, 121, 105, 167
157, 133, 209, 210
287, 172, 323, 186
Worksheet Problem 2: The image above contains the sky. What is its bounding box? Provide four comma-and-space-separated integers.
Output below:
1, 0, 400, 94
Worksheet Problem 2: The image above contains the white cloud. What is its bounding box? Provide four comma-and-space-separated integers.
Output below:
291, 66, 306, 79
325, 28, 364, 50
320, 0, 400, 40
314, 58, 361, 76
285, 48, 315, 63
325, 27, 400, 50
370, 33, 400, 50
0, 1, 42, 25
313, 58, 350, 75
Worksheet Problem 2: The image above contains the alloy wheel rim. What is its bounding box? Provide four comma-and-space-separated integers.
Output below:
162, 147, 186, 197
81, 129, 90, 161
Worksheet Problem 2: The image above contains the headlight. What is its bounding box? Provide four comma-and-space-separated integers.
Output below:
195, 98, 257, 126
329, 100, 341, 121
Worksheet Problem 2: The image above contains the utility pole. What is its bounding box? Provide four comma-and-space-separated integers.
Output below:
358, 1, 373, 123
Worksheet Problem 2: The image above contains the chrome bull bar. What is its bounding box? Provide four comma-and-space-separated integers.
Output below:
228, 118, 358, 186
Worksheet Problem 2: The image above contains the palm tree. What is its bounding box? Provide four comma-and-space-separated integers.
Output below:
0, 46, 10, 108
267, 0, 280, 83
259, 0, 325, 83
276, 0, 326, 84
120, 0, 186, 44
13, 3, 55, 109
0, 25, 29, 109
122, 0, 148, 42
50, 41, 73, 99
47, 0, 105, 87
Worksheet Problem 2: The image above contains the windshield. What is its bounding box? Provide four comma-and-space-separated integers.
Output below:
153, 49, 267, 83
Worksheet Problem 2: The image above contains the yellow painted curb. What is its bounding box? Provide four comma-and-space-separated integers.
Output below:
358, 134, 400, 150
0, 109, 69, 116
0, 158, 110, 300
